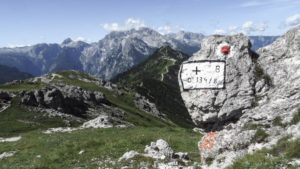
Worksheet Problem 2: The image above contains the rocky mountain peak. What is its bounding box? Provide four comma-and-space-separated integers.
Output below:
62, 38, 73, 45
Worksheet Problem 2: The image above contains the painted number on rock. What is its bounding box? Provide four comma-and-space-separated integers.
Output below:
180, 61, 225, 90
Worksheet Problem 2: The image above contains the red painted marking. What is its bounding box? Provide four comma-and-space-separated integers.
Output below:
221, 45, 230, 55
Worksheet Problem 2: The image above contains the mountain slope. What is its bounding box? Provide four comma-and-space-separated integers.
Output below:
0, 28, 204, 80
0, 28, 277, 81
113, 46, 194, 128
80, 28, 204, 79
249, 36, 278, 50
0, 41, 89, 76
0, 70, 201, 168
0, 65, 33, 84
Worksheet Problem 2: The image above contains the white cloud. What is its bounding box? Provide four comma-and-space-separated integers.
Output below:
74, 36, 86, 42
241, 21, 268, 34
228, 26, 239, 35
214, 29, 226, 35
157, 24, 185, 35
157, 25, 172, 34
240, 1, 266, 7
285, 14, 300, 26
101, 18, 186, 35
213, 21, 268, 35
101, 18, 146, 32
6, 44, 31, 48
240, 0, 300, 8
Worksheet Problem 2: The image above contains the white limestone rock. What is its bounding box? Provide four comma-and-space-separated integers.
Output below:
118, 150, 139, 161
144, 139, 174, 160
179, 34, 257, 127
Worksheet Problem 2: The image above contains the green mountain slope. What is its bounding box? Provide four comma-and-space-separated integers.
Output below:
113, 46, 194, 128
0, 70, 174, 137
0, 71, 202, 168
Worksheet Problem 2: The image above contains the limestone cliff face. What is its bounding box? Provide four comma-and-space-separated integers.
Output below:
179, 34, 258, 128
255, 26, 300, 122
179, 26, 300, 169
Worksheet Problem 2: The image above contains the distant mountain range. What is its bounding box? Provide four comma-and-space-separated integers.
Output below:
249, 36, 279, 50
0, 65, 32, 84
0, 27, 278, 81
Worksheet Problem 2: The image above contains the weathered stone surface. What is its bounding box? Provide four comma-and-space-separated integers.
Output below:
255, 25, 300, 124
21, 91, 38, 106
119, 139, 193, 168
189, 26, 300, 169
118, 150, 139, 161
134, 93, 163, 118
179, 34, 257, 127
20, 84, 111, 117
144, 139, 174, 160
199, 130, 255, 161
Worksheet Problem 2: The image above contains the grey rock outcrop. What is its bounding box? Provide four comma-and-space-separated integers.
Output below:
254, 25, 300, 123
144, 139, 174, 160
20, 84, 109, 117
0, 91, 11, 112
134, 93, 163, 118
181, 26, 300, 169
119, 139, 193, 168
179, 34, 258, 128
118, 150, 139, 162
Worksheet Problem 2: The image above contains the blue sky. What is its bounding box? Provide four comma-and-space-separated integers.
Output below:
1, 0, 300, 47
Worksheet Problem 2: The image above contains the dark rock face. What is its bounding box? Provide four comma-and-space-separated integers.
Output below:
20, 85, 109, 117
133, 93, 162, 118
0, 91, 11, 101
21, 91, 39, 106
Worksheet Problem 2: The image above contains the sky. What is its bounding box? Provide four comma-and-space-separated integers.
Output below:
1, 0, 300, 47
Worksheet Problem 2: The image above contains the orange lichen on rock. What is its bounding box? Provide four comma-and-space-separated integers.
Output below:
199, 131, 217, 151
198, 131, 218, 163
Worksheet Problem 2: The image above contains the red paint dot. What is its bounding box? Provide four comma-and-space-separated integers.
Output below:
221, 45, 230, 55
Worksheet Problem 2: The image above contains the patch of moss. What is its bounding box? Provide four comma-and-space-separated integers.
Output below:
229, 137, 300, 169
273, 116, 286, 127
206, 157, 214, 166
228, 152, 288, 169
254, 64, 273, 87
252, 128, 269, 143
269, 136, 300, 159
290, 108, 300, 125
242, 122, 265, 130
